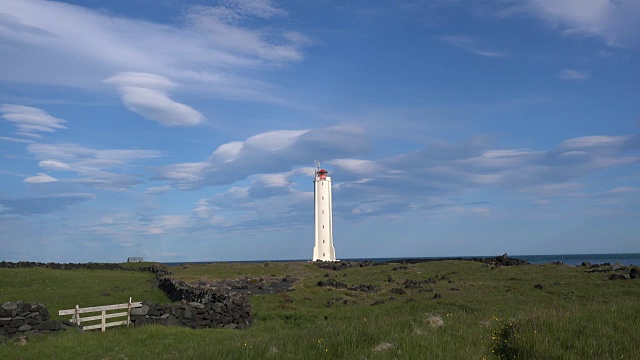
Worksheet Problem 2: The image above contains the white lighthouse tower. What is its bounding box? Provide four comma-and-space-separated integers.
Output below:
312, 162, 337, 261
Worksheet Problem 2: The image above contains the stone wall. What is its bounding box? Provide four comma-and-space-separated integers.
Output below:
130, 299, 251, 329
0, 302, 78, 339
0, 261, 130, 271
152, 276, 252, 329
0, 263, 252, 332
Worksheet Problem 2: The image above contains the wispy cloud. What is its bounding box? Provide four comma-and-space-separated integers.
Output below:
28, 143, 164, 191
158, 133, 640, 232
152, 125, 370, 189
0, 104, 67, 138
0, 0, 309, 103
221, 0, 288, 19
558, 69, 592, 80
24, 173, 58, 184
104, 72, 205, 127
504, 0, 640, 47
0, 193, 94, 215
437, 34, 508, 58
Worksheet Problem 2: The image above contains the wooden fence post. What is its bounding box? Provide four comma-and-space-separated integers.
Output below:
101, 310, 106, 332
127, 297, 132, 328
75, 305, 80, 326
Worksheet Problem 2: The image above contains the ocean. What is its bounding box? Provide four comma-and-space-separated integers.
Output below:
163, 253, 640, 267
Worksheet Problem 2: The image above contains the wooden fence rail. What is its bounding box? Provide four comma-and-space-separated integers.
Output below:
59, 297, 142, 332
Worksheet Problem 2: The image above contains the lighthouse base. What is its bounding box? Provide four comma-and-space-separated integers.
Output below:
312, 246, 337, 262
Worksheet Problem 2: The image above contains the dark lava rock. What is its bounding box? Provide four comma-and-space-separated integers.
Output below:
34, 320, 62, 331
371, 300, 385, 306
317, 279, 347, 289
349, 284, 376, 293
630, 268, 639, 279
534, 284, 544, 289
609, 274, 628, 280
433, 293, 442, 299
390, 288, 406, 295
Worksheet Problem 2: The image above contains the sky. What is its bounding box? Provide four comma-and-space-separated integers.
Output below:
1, 0, 639, 263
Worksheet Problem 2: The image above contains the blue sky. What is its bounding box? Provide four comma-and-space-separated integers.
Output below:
1, 0, 639, 262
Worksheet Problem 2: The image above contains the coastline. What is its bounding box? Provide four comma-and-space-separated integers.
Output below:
161, 253, 640, 267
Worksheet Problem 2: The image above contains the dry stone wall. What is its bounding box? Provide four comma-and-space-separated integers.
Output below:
1, 262, 252, 332
152, 276, 252, 329
130, 299, 251, 329
0, 302, 78, 340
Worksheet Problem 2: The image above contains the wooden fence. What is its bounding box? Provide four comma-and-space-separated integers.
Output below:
59, 297, 142, 332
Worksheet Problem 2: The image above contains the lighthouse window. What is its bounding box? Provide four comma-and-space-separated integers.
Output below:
322, 196, 324, 200
322, 210, 324, 214
322, 225, 324, 228
323, 253, 325, 257
323, 240, 325, 243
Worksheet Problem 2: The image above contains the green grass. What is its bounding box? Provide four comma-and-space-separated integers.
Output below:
1, 261, 639, 359
0, 266, 170, 317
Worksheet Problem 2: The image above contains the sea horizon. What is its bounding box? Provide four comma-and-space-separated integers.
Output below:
162, 252, 640, 267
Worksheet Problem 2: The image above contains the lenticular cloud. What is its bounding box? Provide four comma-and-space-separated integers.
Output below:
104, 72, 205, 127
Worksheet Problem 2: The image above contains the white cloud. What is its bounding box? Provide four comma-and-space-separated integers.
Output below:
0, 104, 67, 138
221, 0, 287, 19
0, 193, 95, 215
152, 125, 370, 189
508, 0, 640, 46
437, 34, 508, 58
0, 136, 34, 143
28, 143, 164, 191
104, 72, 205, 127
24, 172, 58, 184
0, 0, 309, 103
558, 69, 592, 80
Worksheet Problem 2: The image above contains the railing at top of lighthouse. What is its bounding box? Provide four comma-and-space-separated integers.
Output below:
315, 160, 329, 180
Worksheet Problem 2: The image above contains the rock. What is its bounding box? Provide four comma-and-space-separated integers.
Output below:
34, 320, 62, 331
189, 302, 205, 309
534, 284, 544, 289
581, 262, 591, 267
223, 323, 237, 329
390, 288, 406, 295
609, 274, 628, 280
130, 305, 149, 316
183, 308, 193, 319
371, 300, 385, 306
630, 268, 639, 279
166, 315, 181, 327
433, 293, 442, 299
317, 279, 348, 289
1, 302, 17, 311
612, 263, 623, 271
17, 324, 32, 332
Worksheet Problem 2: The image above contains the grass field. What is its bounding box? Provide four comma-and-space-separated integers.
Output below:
1, 260, 639, 359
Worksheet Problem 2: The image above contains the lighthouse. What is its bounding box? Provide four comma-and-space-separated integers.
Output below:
312, 162, 337, 261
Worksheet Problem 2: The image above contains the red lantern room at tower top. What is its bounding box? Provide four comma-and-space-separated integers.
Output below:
317, 168, 328, 180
